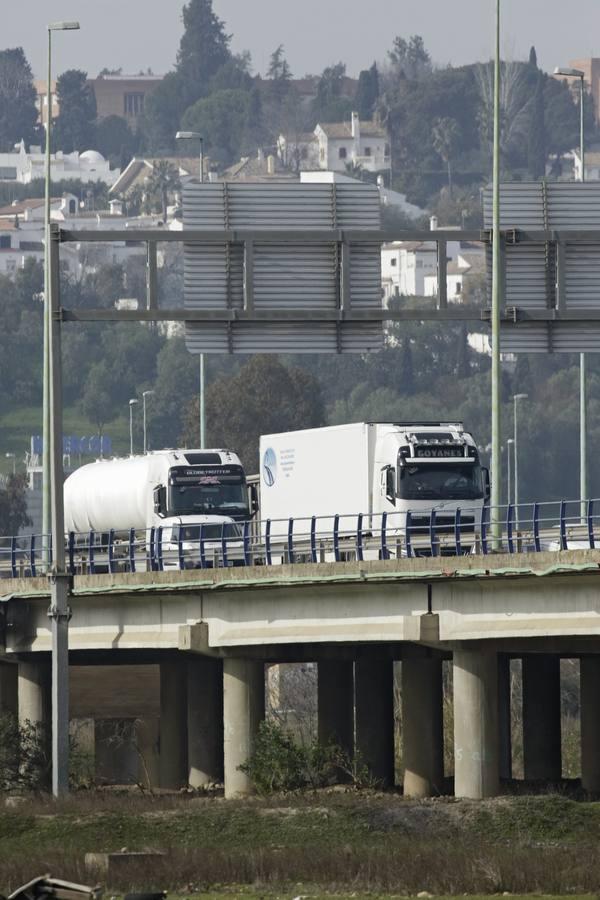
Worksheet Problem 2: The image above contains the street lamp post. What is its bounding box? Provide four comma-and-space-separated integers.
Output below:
555, 66, 587, 518
490, 0, 502, 537
176, 131, 206, 449
506, 438, 514, 506
142, 390, 154, 454
513, 393, 528, 527
5, 453, 15, 476
42, 22, 80, 561
129, 399, 138, 456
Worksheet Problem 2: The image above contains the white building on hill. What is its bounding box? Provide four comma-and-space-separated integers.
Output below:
278, 112, 391, 174
0, 140, 120, 186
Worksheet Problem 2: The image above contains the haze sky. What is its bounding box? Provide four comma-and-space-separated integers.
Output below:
8, 0, 600, 81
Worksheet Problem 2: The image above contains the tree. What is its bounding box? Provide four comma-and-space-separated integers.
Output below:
176, 0, 231, 104
0, 474, 31, 536
146, 160, 180, 219
387, 35, 432, 80
267, 45, 292, 103
79, 373, 116, 442
182, 356, 325, 470
208, 53, 253, 93
529, 46, 538, 69
527, 76, 546, 179
95, 115, 137, 168
356, 63, 379, 120
181, 89, 251, 165
312, 62, 353, 123
432, 117, 462, 194
53, 70, 97, 153
0, 48, 39, 151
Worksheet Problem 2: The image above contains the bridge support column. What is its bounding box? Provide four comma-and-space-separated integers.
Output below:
18, 659, 51, 729
498, 654, 512, 781
318, 660, 354, 760
0, 662, 17, 715
402, 656, 443, 797
453, 648, 499, 799
523, 654, 561, 782
580, 657, 600, 792
355, 658, 394, 786
159, 659, 188, 789
223, 658, 264, 798
188, 658, 223, 787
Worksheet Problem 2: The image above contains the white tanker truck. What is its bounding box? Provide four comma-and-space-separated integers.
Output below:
64, 448, 257, 569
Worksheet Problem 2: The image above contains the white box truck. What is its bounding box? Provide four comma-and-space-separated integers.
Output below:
259, 422, 488, 557
64, 448, 257, 569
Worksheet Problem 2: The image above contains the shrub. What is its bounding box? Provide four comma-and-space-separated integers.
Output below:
0, 713, 49, 791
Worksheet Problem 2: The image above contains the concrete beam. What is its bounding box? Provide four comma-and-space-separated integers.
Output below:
188, 658, 223, 787
453, 648, 499, 798
318, 660, 354, 759
355, 658, 395, 786
523, 654, 561, 782
402, 657, 443, 797
159, 659, 188, 789
580, 656, 600, 792
223, 658, 264, 798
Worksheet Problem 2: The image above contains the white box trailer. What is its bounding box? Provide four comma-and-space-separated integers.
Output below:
259, 422, 488, 556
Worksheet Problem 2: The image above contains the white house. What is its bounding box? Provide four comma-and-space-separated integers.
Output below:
381, 241, 437, 302
0, 141, 120, 186
278, 112, 391, 174
572, 149, 600, 181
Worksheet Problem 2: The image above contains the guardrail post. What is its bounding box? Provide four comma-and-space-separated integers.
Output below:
454, 508, 462, 556
67, 533, 75, 576
429, 509, 438, 557
221, 523, 229, 567
30, 535, 36, 577
108, 529, 116, 574
533, 503, 541, 552
310, 516, 317, 563
149, 526, 157, 572
178, 527, 185, 571
265, 519, 272, 566
157, 526, 164, 571
356, 513, 363, 562
559, 500, 567, 550
287, 518, 295, 564
199, 525, 207, 569
381, 512, 389, 560
129, 528, 136, 573
587, 499, 595, 549
405, 510, 413, 558
506, 504, 514, 554
480, 507, 488, 556
88, 531, 95, 575
333, 514, 340, 562
243, 521, 251, 566
10, 536, 17, 579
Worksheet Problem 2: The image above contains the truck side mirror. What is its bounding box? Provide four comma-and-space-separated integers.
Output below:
482, 467, 491, 501
249, 484, 259, 517
153, 485, 166, 516
384, 466, 396, 506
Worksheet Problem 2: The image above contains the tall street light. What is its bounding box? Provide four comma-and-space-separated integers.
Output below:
555, 66, 587, 518
42, 21, 79, 558
176, 130, 206, 448
490, 0, 502, 535
5, 453, 15, 476
513, 393, 528, 527
142, 390, 154, 454
129, 398, 138, 456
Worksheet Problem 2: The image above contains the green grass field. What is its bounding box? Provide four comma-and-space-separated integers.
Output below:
2, 793, 600, 896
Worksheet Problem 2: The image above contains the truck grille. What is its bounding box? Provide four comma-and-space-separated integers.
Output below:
409, 514, 476, 535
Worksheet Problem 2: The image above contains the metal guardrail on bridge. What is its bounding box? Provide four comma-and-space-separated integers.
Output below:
1, 498, 598, 579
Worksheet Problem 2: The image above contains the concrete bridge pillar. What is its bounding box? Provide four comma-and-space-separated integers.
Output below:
498, 654, 512, 781
18, 659, 51, 729
453, 648, 499, 799
159, 658, 188, 789
402, 656, 443, 797
223, 658, 264, 798
188, 658, 223, 787
580, 656, 600, 792
355, 658, 395, 786
318, 659, 354, 760
0, 662, 17, 715
523, 654, 561, 782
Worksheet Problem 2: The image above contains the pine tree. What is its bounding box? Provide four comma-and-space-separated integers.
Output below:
267, 45, 292, 104
527, 77, 546, 179
529, 46, 538, 69
356, 63, 379, 120
176, 0, 231, 103
0, 48, 39, 151
53, 70, 97, 153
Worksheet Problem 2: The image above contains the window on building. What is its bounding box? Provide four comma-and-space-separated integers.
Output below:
364, 146, 372, 157
416, 260, 423, 268
69, 199, 77, 215
338, 147, 347, 159
124, 92, 145, 116
6, 258, 16, 272
0, 236, 10, 249
455, 282, 462, 295
390, 257, 397, 266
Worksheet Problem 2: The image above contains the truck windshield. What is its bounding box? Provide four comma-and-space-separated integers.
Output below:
399, 464, 483, 501
169, 482, 249, 516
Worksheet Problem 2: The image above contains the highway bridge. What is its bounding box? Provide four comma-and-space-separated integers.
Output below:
2, 543, 600, 799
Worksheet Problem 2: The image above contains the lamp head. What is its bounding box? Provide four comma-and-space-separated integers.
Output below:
143, 390, 155, 399
129, 398, 138, 406
176, 131, 203, 141
554, 66, 585, 79
513, 393, 528, 401
49, 21, 80, 31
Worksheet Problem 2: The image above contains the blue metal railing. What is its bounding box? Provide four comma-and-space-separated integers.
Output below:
1, 498, 599, 578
